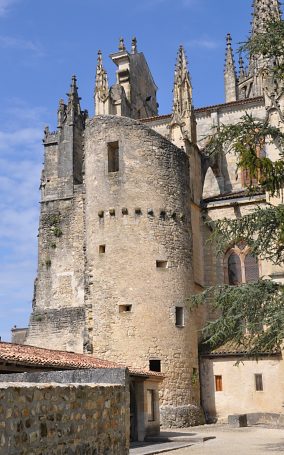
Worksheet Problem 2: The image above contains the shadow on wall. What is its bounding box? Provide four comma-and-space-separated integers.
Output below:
202, 152, 233, 200
199, 357, 217, 423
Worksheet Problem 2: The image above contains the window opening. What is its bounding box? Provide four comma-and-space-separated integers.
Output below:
119, 305, 132, 313
156, 260, 168, 269
215, 375, 223, 392
255, 374, 263, 391
108, 141, 119, 173
245, 254, 259, 283
228, 253, 242, 285
149, 360, 161, 372
175, 307, 184, 327
99, 245, 106, 254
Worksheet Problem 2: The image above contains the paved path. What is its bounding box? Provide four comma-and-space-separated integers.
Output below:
160, 425, 284, 455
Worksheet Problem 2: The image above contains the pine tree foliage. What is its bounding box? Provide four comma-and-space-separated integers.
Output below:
205, 113, 284, 196
240, 21, 284, 80
192, 20, 284, 355
210, 205, 284, 264
191, 280, 284, 355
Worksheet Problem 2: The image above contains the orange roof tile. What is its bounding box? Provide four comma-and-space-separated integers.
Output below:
0, 342, 164, 379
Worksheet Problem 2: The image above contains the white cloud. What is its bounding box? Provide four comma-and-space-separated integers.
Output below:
0, 128, 42, 150
186, 38, 220, 49
0, 0, 18, 17
0, 35, 43, 55
0, 100, 46, 341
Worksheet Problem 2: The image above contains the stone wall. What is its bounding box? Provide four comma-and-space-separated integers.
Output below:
25, 190, 86, 353
0, 382, 129, 455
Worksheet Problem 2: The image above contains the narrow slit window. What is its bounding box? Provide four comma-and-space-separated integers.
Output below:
108, 141, 119, 173
215, 375, 223, 392
255, 374, 263, 391
175, 307, 184, 327
99, 245, 106, 254
156, 260, 168, 269
149, 359, 161, 372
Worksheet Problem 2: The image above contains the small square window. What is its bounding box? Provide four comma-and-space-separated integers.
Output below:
156, 260, 168, 269
108, 141, 119, 173
99, 245, 106, 254
119, 305, 132, 313
135, 208, 142, 215
255, 374, 263, 391
149, 359, 161, 372
215, 375, 223, 392
175, 307, 184, 327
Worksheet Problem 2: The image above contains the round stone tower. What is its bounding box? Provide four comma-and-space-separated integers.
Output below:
84, 115, 203, 426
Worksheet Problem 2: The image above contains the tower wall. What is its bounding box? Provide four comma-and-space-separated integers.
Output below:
84, 115, 203, 426
25, 116, 86, 353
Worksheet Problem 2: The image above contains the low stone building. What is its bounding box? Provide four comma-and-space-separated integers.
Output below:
200, 343, 284, 425
0, 342, 163, 444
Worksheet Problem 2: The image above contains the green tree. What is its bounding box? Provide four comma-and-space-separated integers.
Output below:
192, 20, 284, 355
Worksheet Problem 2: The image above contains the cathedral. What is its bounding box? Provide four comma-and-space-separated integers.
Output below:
22, 0, 284, 426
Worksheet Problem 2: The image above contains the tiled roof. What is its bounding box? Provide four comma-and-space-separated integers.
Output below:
201, 189, 266, 205
200, 341, 281, 357
0, 342, 164, 379
140, 97, 264, 123
194, 96, 264, 114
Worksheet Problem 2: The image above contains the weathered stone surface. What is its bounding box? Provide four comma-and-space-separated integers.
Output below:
0, 383, 129, 454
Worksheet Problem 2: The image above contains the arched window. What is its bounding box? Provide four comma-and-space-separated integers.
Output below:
225, 245, 260, 285
244, 254, 259, 283
228, 253, 242, 285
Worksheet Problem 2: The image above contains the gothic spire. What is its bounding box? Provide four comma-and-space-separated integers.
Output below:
172, 45, 192, 117
239, 55, 246, 79
224, 33, 236, 75
224, 33, 237, 102
66, 75, 82, 123
169, 45, 196, 146
251, 0, 281, 36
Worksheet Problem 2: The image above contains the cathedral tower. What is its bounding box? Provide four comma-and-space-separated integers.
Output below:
225, 0, 282, 101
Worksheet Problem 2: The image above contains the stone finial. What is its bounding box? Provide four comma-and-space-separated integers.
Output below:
119, 37, 126, 51
97, 49, 103, 66
239, 55, 246, 78
66, 75, 82, 121
131, 37, 138, 54
226, 33, 232, 46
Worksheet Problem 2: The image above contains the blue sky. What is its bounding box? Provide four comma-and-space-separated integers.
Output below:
0, 0, 258, 341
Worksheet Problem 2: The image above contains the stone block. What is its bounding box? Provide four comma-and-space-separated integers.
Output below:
228, 414, 247, 427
